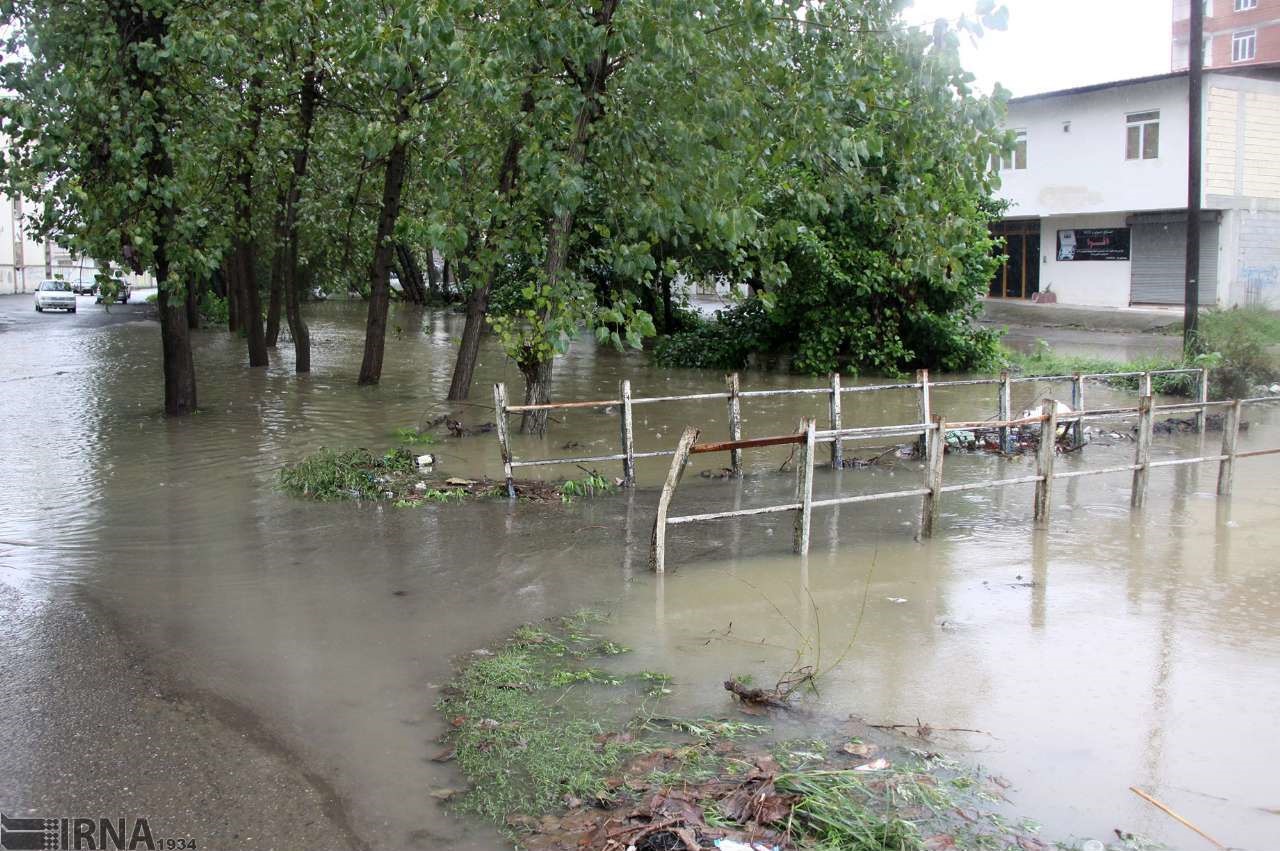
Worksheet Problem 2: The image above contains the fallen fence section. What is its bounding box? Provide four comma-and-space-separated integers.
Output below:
648, 394, 1280, 572
493, 367, 1211, 496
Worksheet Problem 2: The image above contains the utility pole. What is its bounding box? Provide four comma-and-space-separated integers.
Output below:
1184, 0, 1204, 353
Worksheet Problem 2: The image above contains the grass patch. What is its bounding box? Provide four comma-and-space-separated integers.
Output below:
277, 447, 416, 500
1001, 341, 1195, 395
437, 617, 1078, 851
393, 426, 437, 445
1002, 307, 1280, 401
436, 618, 645, 822
279, 448, 617, 505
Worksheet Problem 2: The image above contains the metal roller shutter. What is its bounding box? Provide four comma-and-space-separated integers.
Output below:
1129, 213, 1219, 305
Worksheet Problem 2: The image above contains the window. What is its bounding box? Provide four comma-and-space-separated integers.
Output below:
1001, 129, 1028, 170
1234, 0, 1257, 11
1232, 29, 1256, 61
1126, 111, 1160, 160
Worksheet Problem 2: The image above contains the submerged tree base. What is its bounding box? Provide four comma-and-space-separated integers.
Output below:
436, 615, 1144, 851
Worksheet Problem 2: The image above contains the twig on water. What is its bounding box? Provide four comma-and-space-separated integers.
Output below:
1129, 786, 1227, 849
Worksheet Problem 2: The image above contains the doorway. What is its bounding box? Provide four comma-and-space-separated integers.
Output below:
990, 220, 1041, 299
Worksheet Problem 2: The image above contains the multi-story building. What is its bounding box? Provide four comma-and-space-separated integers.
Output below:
989, 63, 1280, 308
1173, 0, 1280, 71
0, 191, 149, 295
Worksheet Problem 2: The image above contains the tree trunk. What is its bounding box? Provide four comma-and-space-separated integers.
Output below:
265, 240, 284, 346
425, 248, 440, 298
235, 235, 268, 367
517, 349, 554, 435
519, 22, 616, 431
447, 108, 528, 401
357, 136, 410, 386
441, 259, 452, 295
185, 278, 200, 330
157, 255, 197, 415
447, 280, 490, 400
283, 62, 319, 373
225, 256, 239, 334
232, 71, 267, 367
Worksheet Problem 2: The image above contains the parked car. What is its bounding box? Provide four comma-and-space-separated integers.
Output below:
71, 279, 96, 295
95, 282, 131, 304
34, 279, 76, 313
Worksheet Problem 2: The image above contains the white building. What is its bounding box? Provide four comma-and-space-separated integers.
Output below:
991, 63, 1280, 308
0, 192, 153, 295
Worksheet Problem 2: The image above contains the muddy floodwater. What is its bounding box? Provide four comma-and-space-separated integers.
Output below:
1, 295, 1278, 850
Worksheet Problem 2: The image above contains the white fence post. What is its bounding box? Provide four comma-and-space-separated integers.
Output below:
1217, 399, 1241, 496
619, 379, 636, 487
726, 373, 743, 478
998, 369, 1012, 452
828, 372, 843, 470
921, 415, 945, 537
650, 427, 700, 574
1034, 400, 1057, 526
493, 382, 515, 498
1131, 395, 1154, 508
794, 418, 816, 555
1195, 368, 1210, 434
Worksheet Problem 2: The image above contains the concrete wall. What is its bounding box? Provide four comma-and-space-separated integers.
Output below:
999, 77, 1191, 219
1224, 208, 1280, 306
1036, 213, 1135, 307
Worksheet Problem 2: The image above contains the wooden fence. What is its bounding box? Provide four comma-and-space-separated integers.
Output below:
492, 367, 1210, 497
648, 393, 1280, 572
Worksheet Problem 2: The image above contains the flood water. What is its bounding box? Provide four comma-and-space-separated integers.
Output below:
1, 296, 1277, 850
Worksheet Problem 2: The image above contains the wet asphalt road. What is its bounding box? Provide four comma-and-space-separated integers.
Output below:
0, 585, 366, 851
0, 292, 366, 850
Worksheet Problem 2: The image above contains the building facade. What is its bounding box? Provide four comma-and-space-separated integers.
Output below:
991, 65, 1280, 308
0, 192, 150, 295
1173, 0, 1280, 72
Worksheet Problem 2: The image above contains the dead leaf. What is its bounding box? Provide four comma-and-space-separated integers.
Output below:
430, 787, 459, 801
841, 741, 877, 758
430, 746, 456, 763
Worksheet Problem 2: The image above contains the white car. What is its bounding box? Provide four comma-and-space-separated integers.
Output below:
34, 279, 77, 313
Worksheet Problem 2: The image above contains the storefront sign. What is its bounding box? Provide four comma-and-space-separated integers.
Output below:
1056, 228, 1130, 261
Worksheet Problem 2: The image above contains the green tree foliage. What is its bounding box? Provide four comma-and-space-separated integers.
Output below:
654, 7, 1011, 377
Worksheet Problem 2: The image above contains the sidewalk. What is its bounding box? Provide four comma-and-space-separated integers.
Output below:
980, 298, 1182, 334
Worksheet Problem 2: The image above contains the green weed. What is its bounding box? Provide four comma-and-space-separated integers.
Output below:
393, 426, 437, 445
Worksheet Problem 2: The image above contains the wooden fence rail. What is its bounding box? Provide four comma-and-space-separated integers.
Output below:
493, 367, 1210, 497
647, 394, 1280, 572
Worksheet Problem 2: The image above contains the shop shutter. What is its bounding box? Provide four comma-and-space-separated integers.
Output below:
1129, 214, 1219, 305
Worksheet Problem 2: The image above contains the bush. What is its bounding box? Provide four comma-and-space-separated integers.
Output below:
279, 447, 416, 500
199, 291, 230, 326
1195, 307, 1280, 398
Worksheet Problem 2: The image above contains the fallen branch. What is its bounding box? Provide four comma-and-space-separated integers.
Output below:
1129, 786, 1227, 849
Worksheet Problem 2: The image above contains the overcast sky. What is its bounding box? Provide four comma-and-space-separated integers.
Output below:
902, 0, 1174, 97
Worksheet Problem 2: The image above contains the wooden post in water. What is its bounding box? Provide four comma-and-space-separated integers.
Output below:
726, 373, 743, 478
794, 418, 816, 555
650, 426, 700, 574
828, 372, 843, 469
493, 382, 515, 498
916, 369, 931, 455
619, 379, 636, 487
1034, 400, 1057, 526
1070, 373, 1085, 446
1195, 368, 1210, 434
998, 369, 1011, 452
1131, 395, 1154, 508
921, 415, 946, 538
1217, 399, 1241, 496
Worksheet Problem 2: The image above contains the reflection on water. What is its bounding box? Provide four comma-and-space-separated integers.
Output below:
1, 299, 1277, 850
